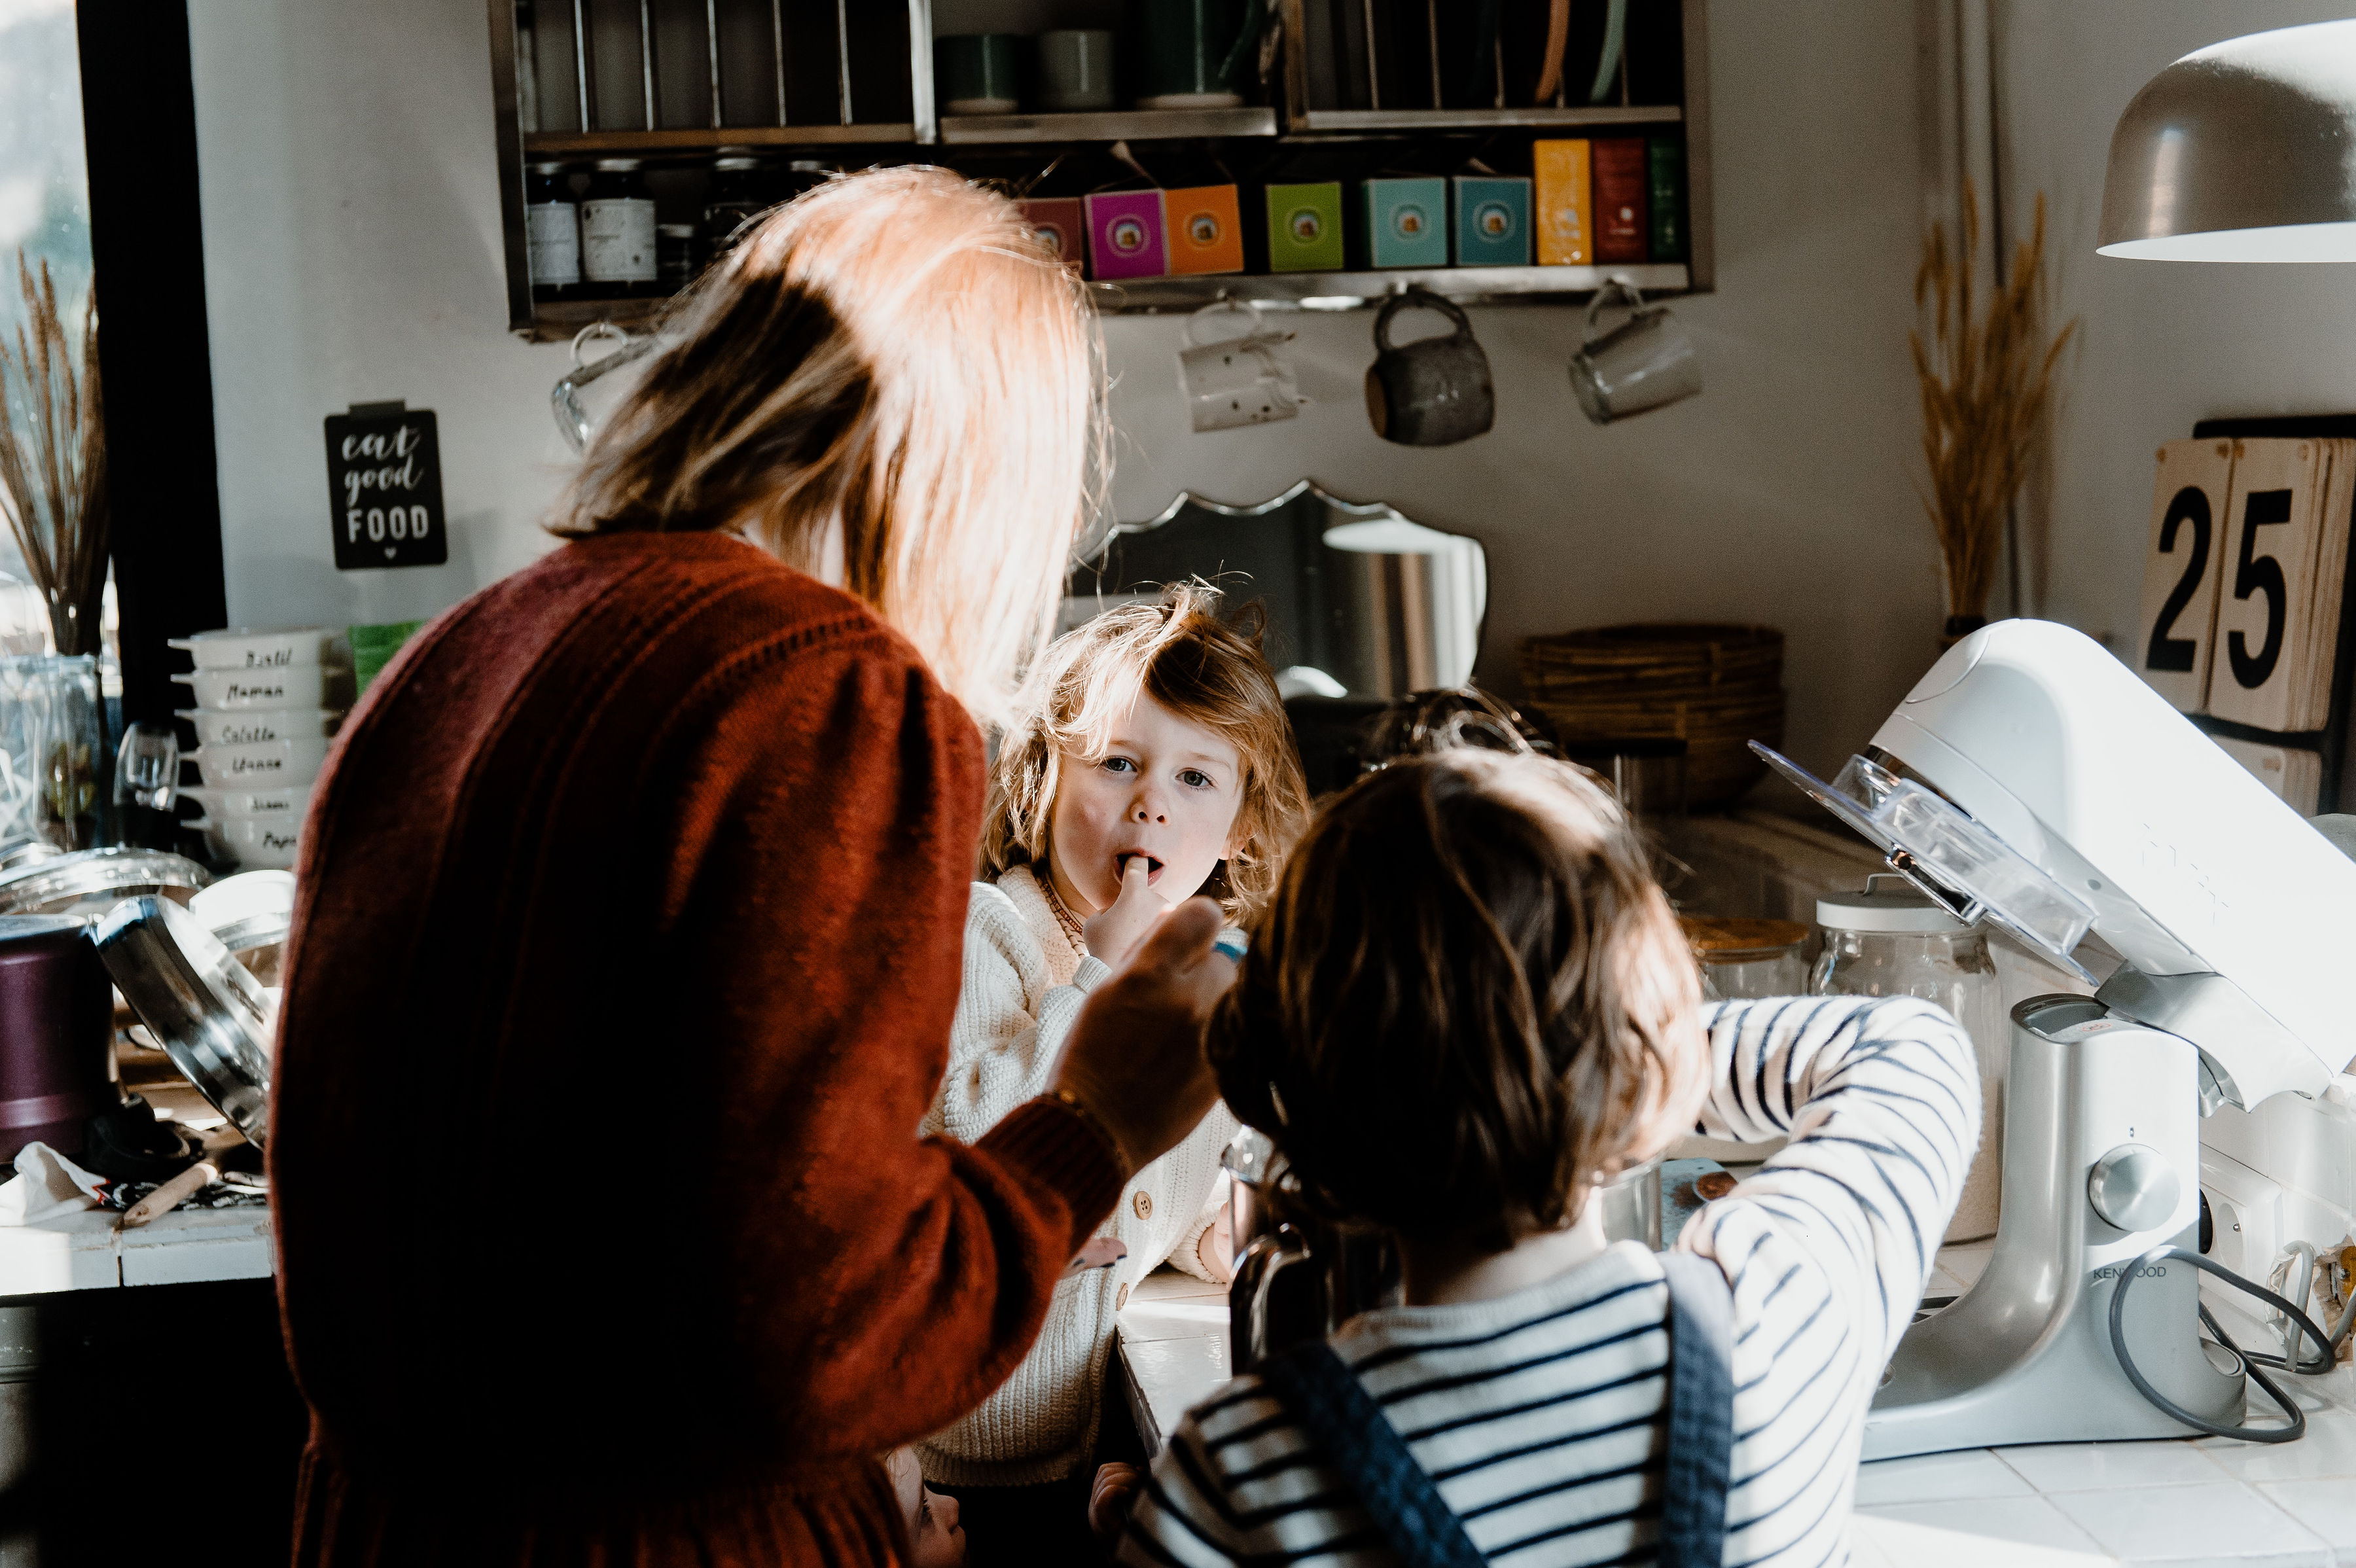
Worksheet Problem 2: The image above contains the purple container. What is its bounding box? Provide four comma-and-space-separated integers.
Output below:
0, 916, 116, 1162
1084, 190, 1168, 281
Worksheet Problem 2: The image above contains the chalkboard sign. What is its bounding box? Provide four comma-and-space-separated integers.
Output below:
323, 402, 447, 570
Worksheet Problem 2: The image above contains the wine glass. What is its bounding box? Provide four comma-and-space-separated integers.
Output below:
115, 721, 179, 810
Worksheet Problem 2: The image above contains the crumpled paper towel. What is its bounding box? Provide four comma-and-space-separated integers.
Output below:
0, 1142, 108, 1225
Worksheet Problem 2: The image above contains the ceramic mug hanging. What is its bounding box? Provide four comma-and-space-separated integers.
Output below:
1364, 287, 1494, 447
1176, 299, 1308, 433
1568, 278, 1700, 425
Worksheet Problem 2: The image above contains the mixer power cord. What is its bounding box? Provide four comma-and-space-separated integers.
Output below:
2108, 1244, 2343, 1443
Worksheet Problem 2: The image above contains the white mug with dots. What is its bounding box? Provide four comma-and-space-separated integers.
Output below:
1175, 300, 1308, 434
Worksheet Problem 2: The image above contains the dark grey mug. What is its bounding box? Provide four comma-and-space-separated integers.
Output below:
1364, 287, 1495, 446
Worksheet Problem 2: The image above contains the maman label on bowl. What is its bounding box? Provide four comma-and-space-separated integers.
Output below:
226, 680, 289, 704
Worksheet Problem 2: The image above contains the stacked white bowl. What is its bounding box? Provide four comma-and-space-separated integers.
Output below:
170, 627, 340, 870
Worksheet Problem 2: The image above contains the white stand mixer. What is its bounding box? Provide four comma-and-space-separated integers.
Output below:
1758, 619, 2355, 1456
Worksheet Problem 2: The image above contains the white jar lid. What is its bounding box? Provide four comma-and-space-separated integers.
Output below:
1817, 874, 1971, 934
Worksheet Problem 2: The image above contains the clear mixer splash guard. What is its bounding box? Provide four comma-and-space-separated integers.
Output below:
1750, 742, 2096, 982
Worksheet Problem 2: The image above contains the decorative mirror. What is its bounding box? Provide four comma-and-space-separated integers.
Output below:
1065, 482, 1488, 702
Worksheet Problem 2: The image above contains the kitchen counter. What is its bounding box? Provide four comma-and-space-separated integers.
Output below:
1113, 1261, 2356, 1566
0, 1200, 271, 1294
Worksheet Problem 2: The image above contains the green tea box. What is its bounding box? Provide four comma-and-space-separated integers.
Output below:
1266, 182, 1346, 272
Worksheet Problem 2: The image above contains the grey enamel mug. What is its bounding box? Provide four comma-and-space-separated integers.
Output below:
1569, 279, 1701, 425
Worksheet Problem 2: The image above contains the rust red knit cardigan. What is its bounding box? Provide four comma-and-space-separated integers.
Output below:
270, 531, 1121, 1565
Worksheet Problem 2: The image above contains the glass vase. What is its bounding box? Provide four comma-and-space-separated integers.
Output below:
0, 655, 103, 850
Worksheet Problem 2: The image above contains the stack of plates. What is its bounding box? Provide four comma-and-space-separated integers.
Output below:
169, 628, 340, 869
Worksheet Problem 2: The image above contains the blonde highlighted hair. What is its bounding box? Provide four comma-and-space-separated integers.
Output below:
551, 166, 1103, 727
980, 582, 1311, 923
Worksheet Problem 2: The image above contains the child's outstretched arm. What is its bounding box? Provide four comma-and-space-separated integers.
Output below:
1678, 995, 1980, 1561
925, 884, 1111, 1145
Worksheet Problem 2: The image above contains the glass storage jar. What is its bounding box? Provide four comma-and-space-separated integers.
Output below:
1810, 874, 2007, 1241
1680, 917, 1808, 1001
524, 161, 580, 298
581, 158, 657, 296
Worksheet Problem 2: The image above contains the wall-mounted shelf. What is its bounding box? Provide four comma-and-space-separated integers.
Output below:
485, 0, 1715, 338
1295, 105, 1681, 134
521, 263, 1691, 341
1089, 264, 1690, 313
523, 125, 915, 156
939, 108, 1279, 145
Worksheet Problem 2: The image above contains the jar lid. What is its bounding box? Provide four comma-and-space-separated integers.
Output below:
528, 160, 569, 173
1817, 873, 1969, 934
1680, 916, 1808, 957
658, 223, 696, 238
593, 157, 644, 171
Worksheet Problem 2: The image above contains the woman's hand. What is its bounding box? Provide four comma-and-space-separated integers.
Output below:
1081, 855, 1163, 966
1050, 897, 1230, 1176
1090, 1462, 1143, 1543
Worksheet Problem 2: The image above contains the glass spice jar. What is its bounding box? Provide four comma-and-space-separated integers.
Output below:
1680, 916, 1810, 1001
581, 157, 658, 296
1810, 874, 2007, 1241
524, 162, 580, 298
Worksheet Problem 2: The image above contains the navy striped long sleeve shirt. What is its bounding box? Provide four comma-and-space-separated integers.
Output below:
1119, 995, 1981, 1568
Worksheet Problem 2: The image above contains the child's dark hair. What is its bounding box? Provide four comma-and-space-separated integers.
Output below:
1205, 749, 1696, 1251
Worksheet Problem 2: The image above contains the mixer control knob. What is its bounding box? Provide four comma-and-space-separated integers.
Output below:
2088, 1143, 2180, 1234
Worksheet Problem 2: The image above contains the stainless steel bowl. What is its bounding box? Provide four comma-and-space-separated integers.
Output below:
93, 896, 273, 1148
0, 847, 211, 919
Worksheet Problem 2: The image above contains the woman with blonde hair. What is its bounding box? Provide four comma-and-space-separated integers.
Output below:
270, 167, 1229, 1566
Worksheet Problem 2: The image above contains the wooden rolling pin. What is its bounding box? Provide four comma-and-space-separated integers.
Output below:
122, 1161, 217, 1228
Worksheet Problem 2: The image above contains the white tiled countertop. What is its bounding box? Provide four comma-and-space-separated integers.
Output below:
1115, 1265, 2356, 1567
0, 1202, 272, 1295
1856, 1399, 2356, 1567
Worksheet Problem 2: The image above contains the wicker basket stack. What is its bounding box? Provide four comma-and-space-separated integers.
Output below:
1519, 624, 1785, 809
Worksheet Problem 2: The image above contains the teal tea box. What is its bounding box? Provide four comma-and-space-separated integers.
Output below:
1453, 176, 1532, 266
1360, 178, 1450, 268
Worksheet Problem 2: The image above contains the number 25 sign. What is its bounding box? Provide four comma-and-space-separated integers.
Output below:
323, 403, 448, 571
2136, 436, 2351, 734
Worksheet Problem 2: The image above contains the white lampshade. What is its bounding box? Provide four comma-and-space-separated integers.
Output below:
2099, 20, 2356, 262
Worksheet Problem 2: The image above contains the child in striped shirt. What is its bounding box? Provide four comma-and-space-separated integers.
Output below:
1118, 748, 1980, 1568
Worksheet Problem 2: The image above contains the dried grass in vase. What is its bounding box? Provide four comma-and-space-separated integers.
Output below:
1912, 184, 2075, 639
0, 252, 107, 657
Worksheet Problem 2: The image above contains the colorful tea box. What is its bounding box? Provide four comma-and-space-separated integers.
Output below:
1265, 182, 1346, 272
1083, 190, 1168, 280
1531, 141, 1592, 266
1592, 139, 1648, 262
1453, 175, 1532, 266
1015, 198, 1086, 275
1164, 185, 1245, 276
1359, 177, 1450, 268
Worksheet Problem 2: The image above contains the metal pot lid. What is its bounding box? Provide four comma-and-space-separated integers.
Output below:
0, 847, 211, 918
94, 895, 272, 1149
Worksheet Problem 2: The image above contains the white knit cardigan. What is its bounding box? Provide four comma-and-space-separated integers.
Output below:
917, 865, 1239, 1488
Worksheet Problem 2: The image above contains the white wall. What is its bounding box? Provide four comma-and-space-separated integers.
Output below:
1993, 1, 2356, 647
190, 0, 1940, 781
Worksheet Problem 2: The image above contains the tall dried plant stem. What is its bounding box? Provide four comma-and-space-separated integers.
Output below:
1910, 183, 2076, 627
0, 253, 107, 657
